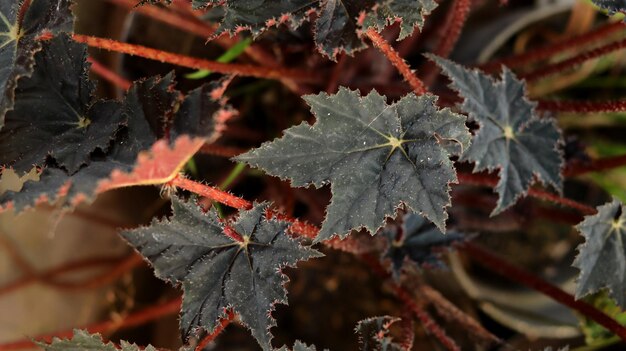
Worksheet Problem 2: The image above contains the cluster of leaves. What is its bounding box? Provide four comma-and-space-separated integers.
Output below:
4, 0, 626, 350
0, 2, 233, 212
144, 0, 437, 59
39, 315, 410, 351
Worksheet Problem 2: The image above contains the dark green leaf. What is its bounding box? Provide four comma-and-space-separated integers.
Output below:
38, 329, 157, 351
0, 0, 74, 130
1, 74, 227, 213
573, 198, 626, 308
122, 198, 322, 350
0, 34, 124, 174
236, 88, 470, 242
277, 341, 320, 351
193, 0, 436, 60
362, 0, 437, 40
356, 316, 404, 351
314, 0, 375, 58
383, 212, 463, 277
430, 55, 564, 215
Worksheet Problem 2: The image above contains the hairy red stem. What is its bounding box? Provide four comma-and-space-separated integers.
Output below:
536, 99, 626, 113
403, 294, 462, 351
365, 29, 427, 95
361, 253, 462, 351
104, 0, 216, 38
566, 154, 626, 177
480, 21, 626, 72
199, 144, 247, 158
195, 310, 236, 351
71, 34, 319, 83
171, 176, 252, 210
457, 172, 597, 215
435, 0, 471, 59
461, 241, 626, 341
522, 37, 626, 82
87, 57, 132, 90
0, 297, 181, 350
17, 0, 31, 29
0, 255, 140, 296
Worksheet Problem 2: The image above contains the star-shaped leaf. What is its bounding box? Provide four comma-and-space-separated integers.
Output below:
430, 55, 564, 215
0, 0, 74, 130
573, 198, 626, 308
236, 88, 470, 242
0, 34, 124, 174
122, 198, 321, 350
193, 0, 436, 60
38, 329, 157, 351
382, 212, 463, 277
356, 316, 405, 351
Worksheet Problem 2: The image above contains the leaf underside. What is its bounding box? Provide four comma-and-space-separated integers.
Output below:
430, 55, 564, 215
573, 198, 626, 308
122, 198, 322, 351
0, 47, 228, 213
0, 0, 74, 130
38, 329, 157, 351
383, 212, 463, 277
236, 87, 470, 242
193, 0, 437, 60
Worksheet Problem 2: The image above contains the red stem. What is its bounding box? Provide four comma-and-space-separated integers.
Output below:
461, 241, 626, 341
536, 99, 626, 113
365, 29, 427, 95
434, 0, 471, 59
565, 154, 626, 176
194, 310, 235, 351
361, 254, 461, 351
104, 0, 216, 38
522, 37, 626, 82
420, 0, 471, 86
170, 175, 252, 210
17, 0, 31, 29
479, 21, 626, 72
71, 34, 319, 83
0, 297, 181, 350
41, 254, 144, 291
199, 144, 247, 158
87, 57, 132, 90
457, 172, 597, 215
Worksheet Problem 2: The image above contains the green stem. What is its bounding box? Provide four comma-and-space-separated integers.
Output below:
219, 163, 247, 190
212, 163, 247, 218
185, 38, 252, 79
